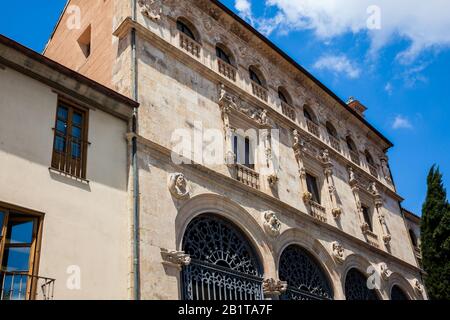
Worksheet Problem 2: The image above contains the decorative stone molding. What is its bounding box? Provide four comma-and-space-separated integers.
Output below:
267, 174, 279, 187
161, 249, 191, 269
138, 0, 162, 20
168, 173, 190, 200
218, 84, 271, 128
263, 278, 287, 296
379, 262, 392, 280
262, 211, 281, 237
414, 279, 423, 294
331, 208, 342, 218
331, 241, 345, 264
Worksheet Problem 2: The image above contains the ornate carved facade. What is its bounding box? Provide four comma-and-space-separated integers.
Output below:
43, 0, 427, 300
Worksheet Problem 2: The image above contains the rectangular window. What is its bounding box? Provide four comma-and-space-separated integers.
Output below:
362, 205, 373, 231
0, 207, 42, 300
306, 173, 321, 204
233, 134, 255, 170
51, 100, 89, 179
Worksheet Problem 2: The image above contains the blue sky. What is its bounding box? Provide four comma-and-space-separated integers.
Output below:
0, 0, 449, 214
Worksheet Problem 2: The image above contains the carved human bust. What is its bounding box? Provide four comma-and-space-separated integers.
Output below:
168, 173, 190, 200
263, 211, 281, 237
331, 241, 345, 263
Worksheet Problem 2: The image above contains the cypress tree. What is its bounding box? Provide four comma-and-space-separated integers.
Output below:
421, 165, 450, 299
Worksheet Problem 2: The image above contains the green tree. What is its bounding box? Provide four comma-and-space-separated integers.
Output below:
421, 165, 450, 299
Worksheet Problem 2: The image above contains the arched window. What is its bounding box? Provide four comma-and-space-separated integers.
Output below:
303, 107, 315, 123
279, 245, 333, 300
216, 46, 232, 65
278, 87, 291, 104
345, 268, 379, 300
326, 122, 338, 138
177, 19, 196, 41
249, 67, 264, 87
391, 285, 409, 300
365, 150, 375, 166
346, 136, 357, 152
409, 229, 418, 247
182, 215, 263, 300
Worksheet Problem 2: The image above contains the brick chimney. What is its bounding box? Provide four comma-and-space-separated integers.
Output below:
347, 97, 367, 117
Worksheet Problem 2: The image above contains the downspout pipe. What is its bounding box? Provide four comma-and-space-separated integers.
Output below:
131, 0, 140, 301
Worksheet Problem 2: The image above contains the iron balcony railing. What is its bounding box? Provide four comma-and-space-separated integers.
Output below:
52, 130, 90, 179
281, 287, 332, 301
182, 260, 264, 301
0, 271, 55, 300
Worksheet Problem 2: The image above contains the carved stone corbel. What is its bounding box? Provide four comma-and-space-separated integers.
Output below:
263, 278, 287, 296
138, 0, 162, 20
414, 280, 423, 294
331, 241, 345, 264
379, 262, 392, 280
161, 249, 191, 270
262, 211, 281, 238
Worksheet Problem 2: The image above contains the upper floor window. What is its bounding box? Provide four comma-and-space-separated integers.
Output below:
326, 122, 338, 138
216, 46, 232, 65
233, 134, 255, 170
306, 173, 321, 204
249, 67, 264, 87
362, 205, 373, 231
409, 229, 418, 247
177, 20, 196, 41
278, 88, 291, 104
303, 107, 316, 123
346, 136, 357, 152
365, 150, 375, 166
51, 100, 89, 179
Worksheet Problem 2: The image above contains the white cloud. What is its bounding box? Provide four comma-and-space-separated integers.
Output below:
313, 55, 361, 79
237, 0, 450, 64
392, 115, 413, 129
384, 82, 393, 95
235, 0, 253, 23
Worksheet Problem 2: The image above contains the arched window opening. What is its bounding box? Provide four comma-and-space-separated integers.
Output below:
279, 245, 333, 300
409, 229, 418, 247
365, 150, 375, 166
326, 122, 338, 138
391, 285, 409, 300
346, 136, 356, 152
345, 268, 379, 300
182, 215, 263, 300
278, 88, 291, 104
177, 20, 196, 41
249, 67, 264, 87
216, 46, 232, 65
303, 108, 314, 122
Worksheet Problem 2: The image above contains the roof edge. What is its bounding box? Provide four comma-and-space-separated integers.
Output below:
0, 34, 139, 109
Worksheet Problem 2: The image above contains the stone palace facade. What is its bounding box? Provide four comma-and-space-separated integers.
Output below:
8, 0, 425, 300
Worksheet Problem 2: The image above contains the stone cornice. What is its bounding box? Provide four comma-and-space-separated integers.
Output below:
113, 17, 403, 202
195, 0, 393, 149
127, 132, 422, 275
